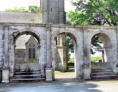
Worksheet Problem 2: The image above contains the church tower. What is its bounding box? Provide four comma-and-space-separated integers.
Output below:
40, 0, 65, 24
40, 0, 67, 72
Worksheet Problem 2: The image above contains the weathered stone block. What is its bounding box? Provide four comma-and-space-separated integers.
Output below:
84, 68, 91, 80
0, 12, 41, 23
2, 69, 9, 83
46, 68, 53, 81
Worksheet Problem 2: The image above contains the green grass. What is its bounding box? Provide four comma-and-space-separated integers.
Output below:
91, 57, 102, 62
68, 57, 102, 63
55, 70, 62, 74
68, 58, 74, 63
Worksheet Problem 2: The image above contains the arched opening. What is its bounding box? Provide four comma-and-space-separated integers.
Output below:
90, 33, 113, 79
13, 32, 41, 81
54, 32, 77, 81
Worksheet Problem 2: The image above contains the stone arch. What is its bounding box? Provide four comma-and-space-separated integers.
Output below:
52, 31, 79, 48
51, 31, 79, 80
89, 32, 116, 72
90, 32, 112, 45
9, 30, 41, 77
90, 33, 112, 62
13, 31, 40, 44
54, 32, 77, 45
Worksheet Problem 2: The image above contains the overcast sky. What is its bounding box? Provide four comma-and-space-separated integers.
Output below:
0, 0, 76, 12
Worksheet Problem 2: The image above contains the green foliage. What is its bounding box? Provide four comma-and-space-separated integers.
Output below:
66, 36, 74, 52
91, 57, 102, 62
5, 6, 40, 13
66, 36, 74, 61
68, 0, 118, 26
5, 8, 28, 12
67, 11, 90, 25
91, 35, 103, 49
68, 58, 74, 63
28, 6, 40, 13
67, 0, 118, 50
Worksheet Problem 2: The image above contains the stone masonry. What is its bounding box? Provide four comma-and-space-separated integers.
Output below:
0, 23, 118, 81
0, 0, 118, 82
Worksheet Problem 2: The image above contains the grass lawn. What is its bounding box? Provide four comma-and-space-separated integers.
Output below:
55, 70, 62, 74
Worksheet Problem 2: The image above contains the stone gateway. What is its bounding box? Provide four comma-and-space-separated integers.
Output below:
0, 0, 118, 83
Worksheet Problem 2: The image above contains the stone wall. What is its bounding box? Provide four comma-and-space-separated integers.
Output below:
0, 23, 118, 81
15, 63, 41, 72
0, 12, 42, 23
15, 49, 26, 64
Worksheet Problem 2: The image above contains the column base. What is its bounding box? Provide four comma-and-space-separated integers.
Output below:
46, 68, 53, 81
84, 68, 91, 80
2, 68, 9, 83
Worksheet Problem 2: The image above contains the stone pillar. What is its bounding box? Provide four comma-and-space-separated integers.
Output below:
74, 30, 85, 81
82, 30, 91, 80
4, 26, 9, 68
40, 34, 46, 78
46, 25, 53, 81
75, 48, 84, 80
3, 26, 10, 82
111, 26, 118, 73
0, 25, 4, 82
9, 43, 15, 77
46, 25, 52, 68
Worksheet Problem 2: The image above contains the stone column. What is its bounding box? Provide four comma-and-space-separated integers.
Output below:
4, 26, 9, 68
39, 33, 46, 78
110, 26, 118, 73
0, 25, 4, 67
46, 25, 52, 68
74, 29, 85, 81
46, 25, 53, 81
82, 29, 91, 80
2, 26, 10, 83
9, 43, 15, 77
0, 25, 4, 82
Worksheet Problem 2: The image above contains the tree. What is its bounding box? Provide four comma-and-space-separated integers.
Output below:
66, 36, 74, 61
67, 0, 118, 58
5, 6, 40, 13
67, 0, 118, 26
67, 11, 90, 25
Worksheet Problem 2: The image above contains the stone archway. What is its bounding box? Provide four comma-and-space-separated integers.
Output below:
90, 33, 112, 66
51, 31, 80, 80
90, 33, 117, 79
9, 31, 41, 78
89, 32, 116, 67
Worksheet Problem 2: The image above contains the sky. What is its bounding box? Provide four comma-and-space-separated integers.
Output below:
0, 0, 76, 12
